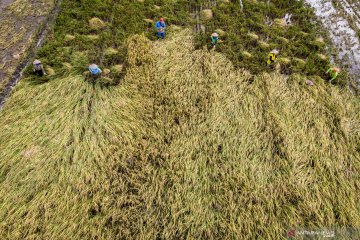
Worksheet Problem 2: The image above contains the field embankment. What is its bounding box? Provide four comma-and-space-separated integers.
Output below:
0, 29, 359, 239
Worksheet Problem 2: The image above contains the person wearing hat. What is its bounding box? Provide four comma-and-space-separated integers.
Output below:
326, 67, 340, 82
33, 59, 46, 76
267, 49, 279, 65
211, 32, 219, 46
88, 64, 102, 79
155, 17, 166, 39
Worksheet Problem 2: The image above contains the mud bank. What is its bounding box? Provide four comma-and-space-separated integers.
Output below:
304, 0, 360, 87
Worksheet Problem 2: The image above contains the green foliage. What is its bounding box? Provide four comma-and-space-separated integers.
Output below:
32, 0, 192, 84
196, 0, 348, 83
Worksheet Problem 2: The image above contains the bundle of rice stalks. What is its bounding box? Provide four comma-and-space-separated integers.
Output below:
64, 34, 75, 41
278, 36, 289, 44
103, 68, 111, 75
105, 47, 119, 56
247, 32, 259, 40
316, 53, 327, 60
273, 18, 287, 27
258, 40, 270, 49
201, 9, 213, 21
111, 64, 123, 73
215, 29, 226, 37
45, 67, 55, 76
144, 18, 154, 23
62, 62, 72, 69
300, 31, 309, 36
312, 37, 325, 47
89, 17, 105, 30
242, 51, 252, 58
279, 57, 291, 64
85, 35, 99, 40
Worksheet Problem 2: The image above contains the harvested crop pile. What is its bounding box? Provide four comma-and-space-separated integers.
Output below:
0, 29, 359, 239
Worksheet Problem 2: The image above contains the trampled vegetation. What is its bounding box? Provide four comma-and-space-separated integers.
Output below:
0, 0, 360, 239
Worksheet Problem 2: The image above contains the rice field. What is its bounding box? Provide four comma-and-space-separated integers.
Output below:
305, 0, 360, 88
0, 29, 359, 239
0, 0, 55, 92
1, 0, 360, 238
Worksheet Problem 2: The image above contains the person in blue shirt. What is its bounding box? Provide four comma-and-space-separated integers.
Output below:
89, 64, 102, 79
155, 18, 166, 39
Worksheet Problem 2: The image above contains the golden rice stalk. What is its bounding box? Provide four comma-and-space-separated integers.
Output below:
89, 17, 105, 30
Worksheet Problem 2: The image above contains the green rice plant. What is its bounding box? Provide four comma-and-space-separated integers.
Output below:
195, 0, 346, 83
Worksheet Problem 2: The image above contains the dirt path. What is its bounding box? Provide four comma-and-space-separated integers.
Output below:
304, 0, 360, 87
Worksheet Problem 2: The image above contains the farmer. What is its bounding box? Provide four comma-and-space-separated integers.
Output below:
211, 32, 219, 46
267, 49, 279, 65
88, 64, 102, 79
326, 67, 340, 82
155, 17, 166, 39
32, 59, 46, 76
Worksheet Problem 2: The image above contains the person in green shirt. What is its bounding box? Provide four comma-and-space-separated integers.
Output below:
211, 32, 219, 46
326, 67, 340, 82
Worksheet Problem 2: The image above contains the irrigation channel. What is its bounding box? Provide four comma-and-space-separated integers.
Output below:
304, 0, 360, 87
0, 0, 63, 110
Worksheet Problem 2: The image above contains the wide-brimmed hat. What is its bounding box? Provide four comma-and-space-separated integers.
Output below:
33, 59, 41, 65
89, 64, 98, 69
211, 32, 219, 37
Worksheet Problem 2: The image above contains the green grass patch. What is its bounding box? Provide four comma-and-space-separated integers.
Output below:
195, 0, 348, 83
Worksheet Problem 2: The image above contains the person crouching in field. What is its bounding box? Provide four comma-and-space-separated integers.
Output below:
326, 67, 340, 83
267, 49, 279, 65
33, 59, 46, 76
88, 64, 102, 81
211, 32, 219, 47
155, 18, 166, 39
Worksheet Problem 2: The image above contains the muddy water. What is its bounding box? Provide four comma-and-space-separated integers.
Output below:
304, 0, 360, 87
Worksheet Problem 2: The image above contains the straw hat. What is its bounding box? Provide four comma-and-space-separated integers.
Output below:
89, 64, 98, 69
211, 32, 219, 37
33, 59, 41, 65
